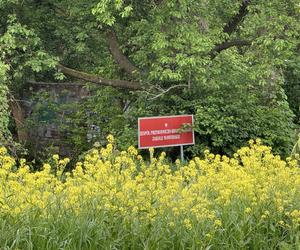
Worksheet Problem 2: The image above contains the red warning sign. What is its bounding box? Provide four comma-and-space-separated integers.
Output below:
138, 115, 194, 149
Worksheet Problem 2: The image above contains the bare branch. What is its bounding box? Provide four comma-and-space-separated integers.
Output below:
106, 29, 140, 75
142, 84, 187, 100
57, 64, 142, 90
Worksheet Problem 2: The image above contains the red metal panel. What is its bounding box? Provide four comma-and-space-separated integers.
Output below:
138, 115, 194, 149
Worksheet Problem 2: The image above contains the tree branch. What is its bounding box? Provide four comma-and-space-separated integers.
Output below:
209, 1, 252, 58
141, 84, 187, 100
106, 29, 140, 75
223, 0, 251, 36
211, 39, 252, 55
57, 64, 142, 90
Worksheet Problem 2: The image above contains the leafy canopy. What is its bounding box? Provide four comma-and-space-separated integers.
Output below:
0, 0, 299, 157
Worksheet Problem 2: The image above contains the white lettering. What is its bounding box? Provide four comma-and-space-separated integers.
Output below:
141, 128, 187, 137
163, 135, 180, 140
152, 136, 164, 141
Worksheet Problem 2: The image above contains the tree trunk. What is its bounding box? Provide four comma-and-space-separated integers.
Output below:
9, 99, 28, 143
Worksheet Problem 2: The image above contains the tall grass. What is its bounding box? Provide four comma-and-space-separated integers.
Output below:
0, 138, 300, 249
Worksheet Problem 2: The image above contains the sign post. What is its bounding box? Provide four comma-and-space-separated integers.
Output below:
138, 115, 194, 161
180, 145, 184, 162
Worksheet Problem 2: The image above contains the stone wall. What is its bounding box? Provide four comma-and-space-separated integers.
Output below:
25, 82, 90, 156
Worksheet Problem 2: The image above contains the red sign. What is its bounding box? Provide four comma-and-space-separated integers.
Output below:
138, 115, 194, 149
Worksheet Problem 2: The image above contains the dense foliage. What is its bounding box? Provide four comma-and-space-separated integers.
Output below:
1, 1, 300, 248
0, 138, 300, 248
0, 0, 299, 158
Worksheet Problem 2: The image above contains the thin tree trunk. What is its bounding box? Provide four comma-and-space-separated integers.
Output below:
9, 99, 28, 143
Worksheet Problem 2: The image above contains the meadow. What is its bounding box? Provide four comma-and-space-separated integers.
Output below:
0, 136, 300, 249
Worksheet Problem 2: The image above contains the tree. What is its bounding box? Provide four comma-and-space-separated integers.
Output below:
1, 0, 299, 157
0, 4, 57, 151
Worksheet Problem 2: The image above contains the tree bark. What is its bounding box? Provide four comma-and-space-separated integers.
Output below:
57, 64, 142, 90
9, 99, 28, 143
106, 29, 141, 76
223, 0, 251, 36
211, 39, 252, 55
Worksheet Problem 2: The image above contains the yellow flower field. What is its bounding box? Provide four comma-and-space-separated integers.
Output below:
0, 138, 299, 249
